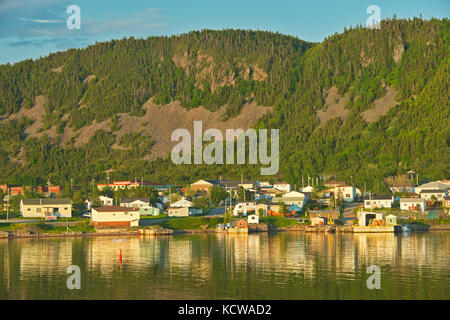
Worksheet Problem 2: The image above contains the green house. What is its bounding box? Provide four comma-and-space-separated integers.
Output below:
139, 206, 160, 216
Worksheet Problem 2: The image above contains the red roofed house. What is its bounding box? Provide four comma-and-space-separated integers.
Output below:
91, 206, 140, 227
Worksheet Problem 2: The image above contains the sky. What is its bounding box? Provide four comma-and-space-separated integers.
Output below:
0, 0, 448, 64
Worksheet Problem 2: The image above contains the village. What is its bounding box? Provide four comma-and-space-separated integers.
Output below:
1, 177, 450, 238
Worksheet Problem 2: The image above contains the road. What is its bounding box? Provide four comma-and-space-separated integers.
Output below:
205, 207, 226, 217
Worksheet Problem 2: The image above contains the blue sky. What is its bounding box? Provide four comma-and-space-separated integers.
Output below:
0, 0, 448, 64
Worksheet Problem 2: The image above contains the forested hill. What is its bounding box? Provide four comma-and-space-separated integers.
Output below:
0, 17, 448, 192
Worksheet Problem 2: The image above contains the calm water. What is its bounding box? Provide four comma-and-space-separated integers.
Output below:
0, 232, 449, 300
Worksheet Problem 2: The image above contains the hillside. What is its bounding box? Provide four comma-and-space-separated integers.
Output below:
0, 18, 449, 192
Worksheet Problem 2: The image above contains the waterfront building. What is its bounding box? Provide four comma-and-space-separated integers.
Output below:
20, 198, 72, 218
91, 206, 140, 227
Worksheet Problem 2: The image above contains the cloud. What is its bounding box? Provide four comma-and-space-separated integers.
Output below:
1, 2, 168, 39
19, 18, 64, 24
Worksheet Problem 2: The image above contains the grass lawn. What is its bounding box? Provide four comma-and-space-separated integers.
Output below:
260, 217, 299, 228
159, 216, 223, 230
140, 214, 169, 219
0, 221, 95, 233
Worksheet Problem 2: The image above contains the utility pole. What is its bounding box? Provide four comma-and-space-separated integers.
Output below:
6, 187, 9, 221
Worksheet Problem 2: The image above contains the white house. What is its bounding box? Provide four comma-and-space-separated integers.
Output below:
363, 195, 394, 209
400, 198, 426, 212
139, 205, 160, 216
170, 198, 193, 208
247, 214, 259, 224
91, 206, 140, 227
415, 181, 449, 194
272, 191, 308, 208
99, 195, 114, 206
301, 185, 314, 193
20, 198, 72, 218
120, 197, 150, 208
419, 189, 447, 201
273, 182, 292, 193
357, 211, 384, 226
334, 185, 356, 202
233, 202, 257, 216
167, 207, 202, 217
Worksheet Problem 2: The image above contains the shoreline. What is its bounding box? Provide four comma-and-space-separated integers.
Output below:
1, 223, 450, 240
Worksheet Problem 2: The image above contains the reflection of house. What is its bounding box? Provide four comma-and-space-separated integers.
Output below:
167, 207, 202, 217
20, 198, 72, 218
120, 197, 150, 208
363, 195, 394, 209
400, 198, 426, 212
91, 206, 140, 227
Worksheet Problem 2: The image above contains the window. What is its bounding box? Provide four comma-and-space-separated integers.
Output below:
36, 208, 41, 213
27, 208, 31, 211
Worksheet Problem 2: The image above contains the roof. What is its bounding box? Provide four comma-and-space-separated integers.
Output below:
93, 206, 139, 212
363, 195, 393, 200
191, 179, 224, 186
416, 181, 449, 191
21, 198, 72, 205
219, 180, 255, 188
120, 197, 150, 203
324, 181, 347, 186
419, 189, 446, 193
272, 197, 305, 202
400, 198, 425, 203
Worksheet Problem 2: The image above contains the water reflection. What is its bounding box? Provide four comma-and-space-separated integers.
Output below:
0, 232, 449, 299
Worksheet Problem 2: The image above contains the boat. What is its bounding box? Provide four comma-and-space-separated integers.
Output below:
401, 225, 411, 232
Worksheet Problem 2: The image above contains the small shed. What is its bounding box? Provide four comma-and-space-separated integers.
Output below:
357, 211, 384, 226
311, 217, 327, 226
237, 220, 248, 229
247, 214, 259, 224
385, 214, 397, 226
